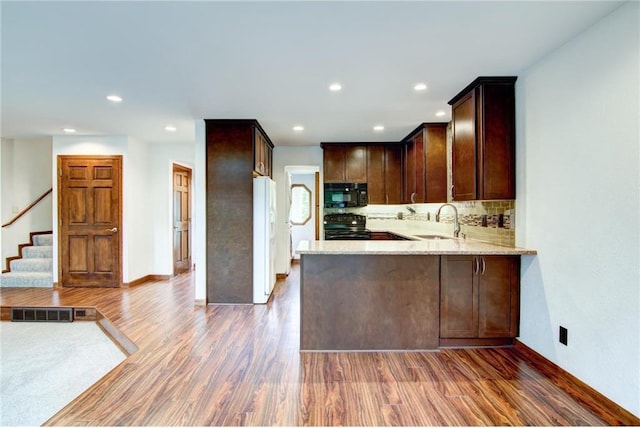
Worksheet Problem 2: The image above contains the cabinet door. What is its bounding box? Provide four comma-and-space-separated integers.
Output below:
424, 125, 448, 203
478, 84, 515, 200
345, 146, 367, 183
413, 132, 426, 203
440, 256, 478, 338
451, 91, 477, 201
384, 145, 403, 204
323, 146, 345, 183
254, 130, 265, 175
404, 139, 416, 203
478, 256, 519, 338
264, 143, 273, 178
367, 146, 385, 204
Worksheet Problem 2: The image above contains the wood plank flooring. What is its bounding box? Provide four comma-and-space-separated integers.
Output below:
1, 263, 636, 426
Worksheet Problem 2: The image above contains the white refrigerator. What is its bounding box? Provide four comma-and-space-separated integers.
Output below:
253, 176, 277, 304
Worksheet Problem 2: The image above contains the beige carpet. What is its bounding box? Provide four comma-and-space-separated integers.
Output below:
0, 321, 127, 426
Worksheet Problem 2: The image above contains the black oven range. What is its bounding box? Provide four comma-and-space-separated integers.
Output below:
323, 213, 371, 240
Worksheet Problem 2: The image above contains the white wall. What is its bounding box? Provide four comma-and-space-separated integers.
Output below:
147, 144, 195, 275
272, 146, 323, 274
516, 1, 639, 416
1, 138, 53, 264
52, 136, 195, 283
193, 121, 206, 302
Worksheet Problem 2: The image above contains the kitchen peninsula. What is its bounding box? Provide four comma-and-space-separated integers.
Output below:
297, 238, 536, 351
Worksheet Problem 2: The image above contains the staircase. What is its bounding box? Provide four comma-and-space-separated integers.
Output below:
1, 232, 53, 287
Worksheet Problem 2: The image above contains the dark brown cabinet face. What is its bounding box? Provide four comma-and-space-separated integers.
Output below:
322, 145, 367, 183
365, 144, 403, 205
450, 77, 516, 201
403, 123, 448, 204
254, 129, 273, 177
440, 255, 520, 342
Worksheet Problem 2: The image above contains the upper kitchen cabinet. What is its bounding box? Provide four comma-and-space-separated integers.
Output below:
449, 76, 516, 201
254, 126, 273, 177
321, 144, 367, 183
402, 123, 448, 204
366, 144, 403, 204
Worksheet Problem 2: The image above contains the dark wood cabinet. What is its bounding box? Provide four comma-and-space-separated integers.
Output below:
449, 77, 516, 201
322, 144, 367, 183
369, 231, 410, 240
205, 119, 274, 304
440, 255, 520, 345
366, 144, 403, 204
402, 123, 447, 204
254, 127, 273, 177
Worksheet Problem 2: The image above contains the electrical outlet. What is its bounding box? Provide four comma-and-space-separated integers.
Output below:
559, 326, 568, 345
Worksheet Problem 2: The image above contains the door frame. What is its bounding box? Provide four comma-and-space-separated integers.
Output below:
57, 155, 123, 287
172, 163, 192, 275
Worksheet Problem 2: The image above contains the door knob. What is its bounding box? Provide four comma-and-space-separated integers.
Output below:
105, 227, 118, 232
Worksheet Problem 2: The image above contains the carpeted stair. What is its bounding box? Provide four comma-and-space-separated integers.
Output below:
1, 233, 53, 287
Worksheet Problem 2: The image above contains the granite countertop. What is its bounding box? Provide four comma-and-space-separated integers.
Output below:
296, 236, 537, 256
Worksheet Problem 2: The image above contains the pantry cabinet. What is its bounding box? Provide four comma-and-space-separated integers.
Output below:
205, 119, 274, 304
440, 255, 520, 346
449, 76, 516, 201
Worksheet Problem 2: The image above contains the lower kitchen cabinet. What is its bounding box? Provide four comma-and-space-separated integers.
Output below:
440, 255, 520, 346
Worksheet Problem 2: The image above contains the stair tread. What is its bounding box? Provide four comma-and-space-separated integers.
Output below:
2, 271, 53, 278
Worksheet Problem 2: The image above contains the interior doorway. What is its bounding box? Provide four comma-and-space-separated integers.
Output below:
287, 169, 320, 260
173, 164, 192, 275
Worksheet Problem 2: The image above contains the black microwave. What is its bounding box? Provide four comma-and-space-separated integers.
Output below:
324, 183, 368, 208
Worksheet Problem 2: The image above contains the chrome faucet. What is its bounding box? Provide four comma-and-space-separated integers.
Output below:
435, 203, 461, 238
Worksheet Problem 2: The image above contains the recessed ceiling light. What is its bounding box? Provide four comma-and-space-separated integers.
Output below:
435, 110, 446, 117
373, 125, 385, 132
329, 83, 342, 92
106, 94, 123, 103
414, 83, 428, 91
293, 125, 304, 132
63, 128, 76, 133
165, 125, 177, 132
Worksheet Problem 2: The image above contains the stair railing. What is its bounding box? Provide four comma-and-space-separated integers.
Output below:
1, 188, 53, 228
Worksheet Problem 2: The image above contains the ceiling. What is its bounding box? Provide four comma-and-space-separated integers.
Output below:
0, 1, 624, 147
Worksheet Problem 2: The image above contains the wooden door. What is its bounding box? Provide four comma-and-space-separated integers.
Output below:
478, 256, 520, 338
173, 164, 191, 275
440, 256, 478, 338
58, 156, 122, 288
451, 91, 477, 201
413, 132, 426, 203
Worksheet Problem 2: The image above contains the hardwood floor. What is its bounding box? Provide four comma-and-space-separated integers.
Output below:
1, 263, 636, 426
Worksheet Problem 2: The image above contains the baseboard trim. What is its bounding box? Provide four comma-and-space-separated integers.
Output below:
194, 299, 206, 306
125, 274, 171, 287
513, 339, 640, 425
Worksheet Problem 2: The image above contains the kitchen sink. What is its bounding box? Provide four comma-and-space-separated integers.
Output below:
414, 234, 453, 240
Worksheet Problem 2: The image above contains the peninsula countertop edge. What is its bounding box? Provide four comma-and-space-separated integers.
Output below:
296, 238, 537, 256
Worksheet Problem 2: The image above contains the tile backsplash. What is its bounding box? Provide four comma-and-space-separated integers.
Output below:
325, 200, 516, 246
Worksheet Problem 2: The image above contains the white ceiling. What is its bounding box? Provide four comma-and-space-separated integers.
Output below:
0, 1, 624, 147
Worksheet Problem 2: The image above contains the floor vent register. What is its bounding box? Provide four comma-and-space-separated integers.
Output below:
11, 307, 73, 322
